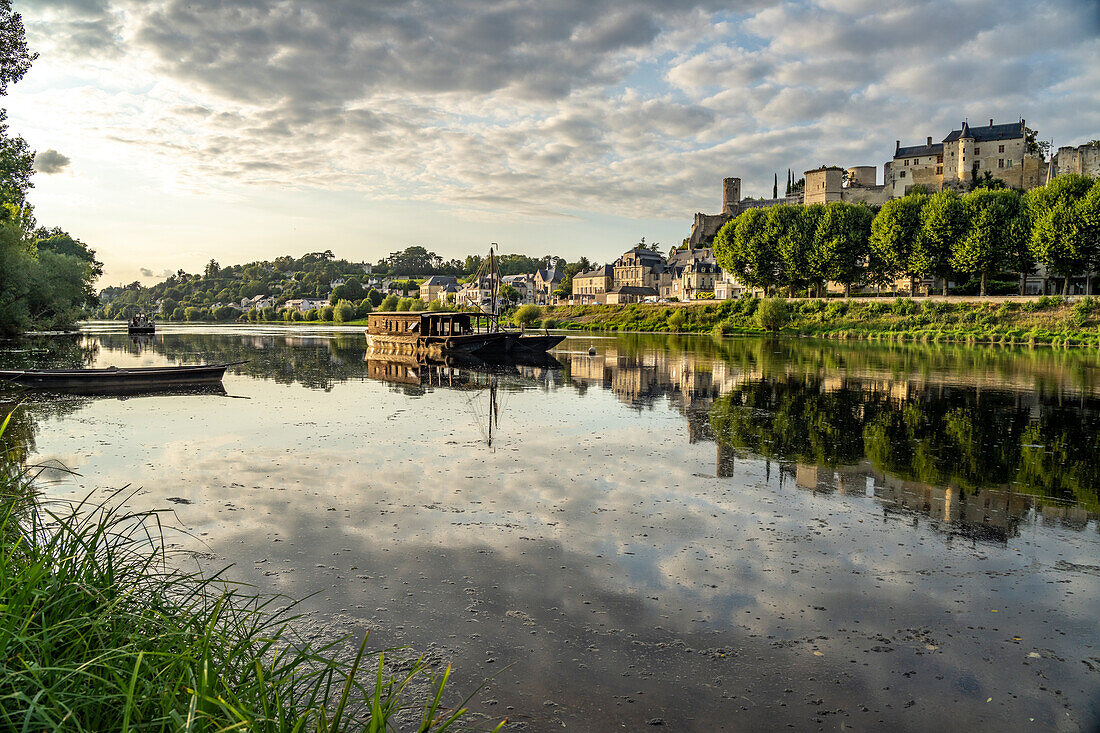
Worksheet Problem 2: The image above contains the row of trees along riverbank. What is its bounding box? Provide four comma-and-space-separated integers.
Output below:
532, 296, 1100, 347
714, 174, 1100, 298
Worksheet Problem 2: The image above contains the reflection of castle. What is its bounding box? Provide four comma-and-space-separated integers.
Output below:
564, 341, 1099, 545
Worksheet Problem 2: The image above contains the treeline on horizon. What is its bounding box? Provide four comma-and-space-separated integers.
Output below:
715, 174, 1100, 298
0, 4, 101, 337
95, 246, 607, 322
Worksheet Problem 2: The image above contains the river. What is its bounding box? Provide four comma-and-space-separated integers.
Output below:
2, 324, 1098, 731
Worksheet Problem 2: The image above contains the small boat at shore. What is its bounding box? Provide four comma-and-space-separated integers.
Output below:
0, 362, 241, 394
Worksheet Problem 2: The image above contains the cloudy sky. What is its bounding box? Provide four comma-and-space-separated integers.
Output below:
8, 0, 1100, 284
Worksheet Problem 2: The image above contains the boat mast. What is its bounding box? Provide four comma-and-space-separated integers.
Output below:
489, 243, 498, 333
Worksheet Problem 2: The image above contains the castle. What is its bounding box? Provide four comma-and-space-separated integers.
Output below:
689, 118, 1097, 248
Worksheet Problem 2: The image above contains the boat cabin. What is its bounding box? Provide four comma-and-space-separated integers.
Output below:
367, 311, 477, 338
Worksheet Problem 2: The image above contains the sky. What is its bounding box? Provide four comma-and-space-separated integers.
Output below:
6, 0, 1100, 286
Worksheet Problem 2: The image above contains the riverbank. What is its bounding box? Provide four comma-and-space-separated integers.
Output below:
536, 296, 1100, 347
0, 443, 489, 731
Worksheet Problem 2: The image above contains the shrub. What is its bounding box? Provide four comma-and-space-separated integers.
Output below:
184, 306, 203, 322
290, 309, 304, 322
320, 305, 334, 321
304, 308, 319, 321
823, 301, 848, 319
513, 304, 541, 327
667, 309, 686, 330
542, 318, 558, 329
755, 297, 790, 332
891, 298, 917, 316
696, 291, 715, 300
379, 294, 399, 311
333, 299, 356, 322
356, 299, 373, 317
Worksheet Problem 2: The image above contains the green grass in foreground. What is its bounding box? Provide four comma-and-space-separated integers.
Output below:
0, 412, 501, 732
532, 295, 1100, 347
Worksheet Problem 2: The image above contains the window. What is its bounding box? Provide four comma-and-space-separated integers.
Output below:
904, 159, 909, 166
900, 170, 906, 178
937, 154, 943, 163
936, 165, 943, 175
974, 146, 980, 154
998, 159, 1004, 168
1006, 160, 1013, 168
998, 144, 1005, 153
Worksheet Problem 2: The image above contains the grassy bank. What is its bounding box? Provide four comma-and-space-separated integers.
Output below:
534, 296, 1100, 347
0, 415, 496, 731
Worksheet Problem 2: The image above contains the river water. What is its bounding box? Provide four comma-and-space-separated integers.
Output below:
2, 324, 1098, 731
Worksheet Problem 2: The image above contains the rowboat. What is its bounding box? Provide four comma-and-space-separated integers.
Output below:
0, 363, 239, 394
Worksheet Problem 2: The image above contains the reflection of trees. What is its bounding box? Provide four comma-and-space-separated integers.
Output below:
709, 377, 1100, 511
92, 332, 371, 392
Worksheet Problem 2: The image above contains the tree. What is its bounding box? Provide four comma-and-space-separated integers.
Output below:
714, 208, 779, 293
1079, 180, 1100, 294
772, 173, 778, 199
333, 299, 356, 322
812, 202, 873, 297
367, 288, 383, 306
320, 304, 334, 321
379, 294, 399, 310
499, 283, 520, 305
1026, 174, 1097, 295
765, 205, 809, 296
869, 193, 928, 294
0, 0, 36, 206
204, 259, 220, 278
953, 189, 1023, 296
1024, 125, 1049, 159
916, 189, 967, 296
513, 304, 540, 328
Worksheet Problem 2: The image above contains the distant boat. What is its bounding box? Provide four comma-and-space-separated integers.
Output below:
128, 313, 155, 334
0, 363, 240, 394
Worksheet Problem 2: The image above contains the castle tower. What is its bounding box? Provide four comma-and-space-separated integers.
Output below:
721, 177, 741, 215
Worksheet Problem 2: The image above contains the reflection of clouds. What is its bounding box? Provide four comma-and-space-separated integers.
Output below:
20, 332, 1100, 729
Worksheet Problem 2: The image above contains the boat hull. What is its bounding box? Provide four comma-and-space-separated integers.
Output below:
0, 364, 231, 394
366, 332, 516, 357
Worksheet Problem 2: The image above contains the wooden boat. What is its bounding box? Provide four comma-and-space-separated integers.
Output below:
0, 363, 238, 394
365, 311, 514, 357
365, 246, 565, 359
515, 332, 566, 352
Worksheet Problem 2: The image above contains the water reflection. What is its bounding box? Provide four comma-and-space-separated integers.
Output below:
2, 326, 1098, 730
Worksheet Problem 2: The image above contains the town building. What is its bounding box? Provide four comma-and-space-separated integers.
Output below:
573, 265, 614, 304
612, 247, 665, 290
532, 267, 562, 305
420, 275, 459, 302
285, 297, 330, 312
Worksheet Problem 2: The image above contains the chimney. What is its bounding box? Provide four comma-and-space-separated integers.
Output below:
927, 136, 932, 147
895, 140, 900, 153
989, 118, 994, 127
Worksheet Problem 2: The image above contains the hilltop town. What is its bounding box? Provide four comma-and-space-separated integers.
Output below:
97, 118, 1100, 321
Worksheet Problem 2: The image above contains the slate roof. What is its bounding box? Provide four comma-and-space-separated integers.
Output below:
536, 268, 562, 282
895, 142, 944, 158
942, 121, 1025, 143
421, 275, 458, 286
607, 285, 659, 296
576, 265, 613, 279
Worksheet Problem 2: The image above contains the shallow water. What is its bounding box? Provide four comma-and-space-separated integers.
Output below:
3, 324, 1099, 731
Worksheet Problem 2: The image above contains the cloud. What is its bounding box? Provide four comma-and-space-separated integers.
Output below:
33, 148, 71, 174
12, 0, 1100, 224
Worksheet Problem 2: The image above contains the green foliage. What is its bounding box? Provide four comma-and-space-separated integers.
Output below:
321, 304, 334, 321
915, 189, 967, 293
0, 464, 490, 732
755, 297, 789, 331
513, 303, 540, 327
667, 308, 686, 330
812, 202, 873, 295
954, 188, 1024, 295
333, 299, 355, 323
714, 208, 778, 292
869, 193, 927, 288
